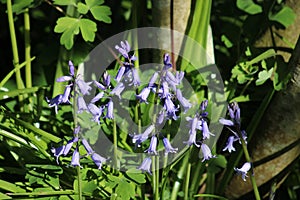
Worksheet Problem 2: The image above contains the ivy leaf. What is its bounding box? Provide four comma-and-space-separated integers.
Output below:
79, 19, 97, 42
236, 0, 262, 15
255, 68, 273, 86
77, 2, 89, 14
90, 6, 112, 23
269, 6, 296, 28
53, 0, 76, 6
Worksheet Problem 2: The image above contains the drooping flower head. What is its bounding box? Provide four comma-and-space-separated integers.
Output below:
137, 157, 152, 175
234, 162, 251, 181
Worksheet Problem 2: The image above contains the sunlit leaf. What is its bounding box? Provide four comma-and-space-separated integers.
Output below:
236, 0, 262, 15
53, 0, 76, 6
269, 6, 296, 28
90, 6, 112, 23
79, 19, 97, 42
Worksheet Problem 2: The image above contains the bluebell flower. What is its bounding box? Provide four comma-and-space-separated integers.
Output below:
68, 60, 75, 77
136, 87, 151, 103
175, 71, 184, 84
51, 145, 65, 164
131, 68, 140, 86
105, 99, 114, 119
156, 110, 165, 125
239, 130, 248, 144
148, 72, 158, 87
161, 81, 170, 98
82, 138, 94, 155
88, 103, 103, 124
228, 102, 240, 125
202, 119, 214, 140
219, 118, 234, 126
110, 82, 125, 99
77, 96, 88, 113
131, 124, 155, 147
186, 116, 202, 133
63, 136, 79, 156
163, 53, 172, 70
222, 136, 236, 153
76, 79, 92, 96
56, 75, 73, 82
47, 94, 63, 114
137, 157, 152, 174
103, 71, 110, 87
61, 85, 72, 103
115, 66, 126, 83
91, 92, 105, 103
176, 89, 192, 113
144, 136, 158, 155
184, 131, 199, 147
115, 41, 136, 61
71, 148, 81, 168
162, 138, 178, 155
164, 95, 178, 120
201, 143, 216, 162
93, 80, 106, 90
91, 152, 106, 169
200, 99, 208, 111
234, 162, 251, 181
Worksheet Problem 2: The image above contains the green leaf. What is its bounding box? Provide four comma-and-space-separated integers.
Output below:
115, 180, 135, 200
0, 180, 26, 192
255, 68, 273, 86
12, 0, 33, 14
77, 2, 89, 14
85, 0, 104, 8
82, 181, 97, 194
79, 19, 97, 42
236, 0, 262, 15
90, 6, 112, 23
53, 0, 76, 6
54, 17, 80, 49
269, 6, 296, 28
221, 35, 233, 48
126, 168, 146, 184
0, 192, 11, 199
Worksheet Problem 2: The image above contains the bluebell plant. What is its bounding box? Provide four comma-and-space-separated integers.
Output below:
49, 41, 216, 175
219, 102, 252, 181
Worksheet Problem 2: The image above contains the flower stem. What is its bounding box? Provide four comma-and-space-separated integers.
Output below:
184, 162, 191, 200
113, 119, 119, 171
24, 8, 32, 89
7, 0, 24, 102
76, 166, 83, 200
239, 131, 261, 200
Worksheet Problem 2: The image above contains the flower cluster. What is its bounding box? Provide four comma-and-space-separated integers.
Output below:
219, 102, 251, 181
184, 100, 216, 162
48, 61, 109, 169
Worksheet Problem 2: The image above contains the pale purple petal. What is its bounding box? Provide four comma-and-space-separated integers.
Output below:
223, 136, 236, 153
56, 76, 73, 82
76, 79, 92, 95
68, 60, 75, 76
219, 118, 234, 126
201, 143, 216, 162
91, 153, 106, 169
91, 92, 105, 103
202, 120, 214, 140
144, 136, 158, 155
110, 82, 125, 99
105, 99, 114, 119
176, 89, 192, 113
163, 138, 178, 155
234, 162, 251, 181
71, 148, 81, 167
137, 157, 152, 175
51, 145, 65, 164
82, 138, 94, 155
136, 87, 151, 103
115, 66, 126, 82
77, 96, 88, 113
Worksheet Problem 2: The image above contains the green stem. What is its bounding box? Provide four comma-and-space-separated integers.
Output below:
155, 156, 159, 200
238, 131, 261, 200
184, 162, 191, 200
76, 166, 83, 200
24, 8, 32, 88
170, 152, 189, 200
7, 0, 24, 100
151, 156, 157, 199
113, 119, 119, 170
